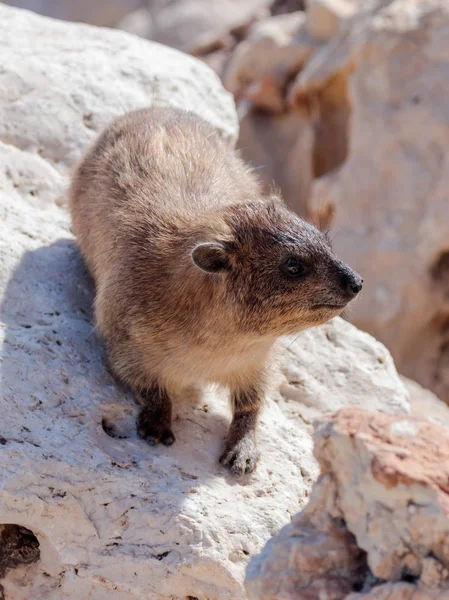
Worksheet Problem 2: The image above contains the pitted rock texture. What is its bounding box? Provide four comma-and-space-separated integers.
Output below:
245, 408, 449, 600
279, 317, 408, 424
0, 5, 409, 599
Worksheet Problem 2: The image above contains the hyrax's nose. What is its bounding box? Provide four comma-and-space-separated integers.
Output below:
341, 269, 363, 297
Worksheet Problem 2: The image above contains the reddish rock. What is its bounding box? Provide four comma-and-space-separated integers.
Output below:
246, 408, 449, 599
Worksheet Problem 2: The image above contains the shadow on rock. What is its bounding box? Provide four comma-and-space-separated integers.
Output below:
0, 239, 233, 571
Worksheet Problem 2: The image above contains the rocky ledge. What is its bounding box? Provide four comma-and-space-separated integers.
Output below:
246, 407, 449, 600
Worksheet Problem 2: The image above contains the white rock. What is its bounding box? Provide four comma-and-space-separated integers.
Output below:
279, 317, 410, 424
0, 3, 238, 175
0, 5, 409, 599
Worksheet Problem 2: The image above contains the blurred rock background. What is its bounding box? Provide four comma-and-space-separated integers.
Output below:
3, 0, 449, 405
2, 0, 146, 27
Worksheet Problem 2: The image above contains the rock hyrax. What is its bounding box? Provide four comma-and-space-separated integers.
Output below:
69, 106, 362, 475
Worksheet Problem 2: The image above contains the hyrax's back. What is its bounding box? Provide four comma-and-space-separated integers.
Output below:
70, 106, 260, 281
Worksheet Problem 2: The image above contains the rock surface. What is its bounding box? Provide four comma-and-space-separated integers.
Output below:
0, 3, 238, 176
222, 0, 357, 214
245, 408, 449, 599
305, 0, 357, 41
150, 0, 272, 54
0, 5, 409, 599
279, 317, 409, 424
118, 0, 273, 55
403, 376, 449, 432
302, 0, 449, 402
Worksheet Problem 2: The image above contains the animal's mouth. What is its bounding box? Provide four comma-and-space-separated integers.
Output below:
312, 303, 348, 310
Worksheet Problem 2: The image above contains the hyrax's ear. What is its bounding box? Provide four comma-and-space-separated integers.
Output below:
191, 242, 230, 274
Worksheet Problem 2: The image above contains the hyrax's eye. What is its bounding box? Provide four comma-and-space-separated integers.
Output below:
280, 257, 309, 279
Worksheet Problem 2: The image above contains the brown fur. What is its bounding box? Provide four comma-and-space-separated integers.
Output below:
69, 106, 362, 474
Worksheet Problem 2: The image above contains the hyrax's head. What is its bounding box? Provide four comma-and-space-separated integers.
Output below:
190, 198, 362, 337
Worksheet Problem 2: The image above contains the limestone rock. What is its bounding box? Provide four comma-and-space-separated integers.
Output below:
117, 1, 308, 78
279, 317, 410, 424
402, 376, 449, 431
301, 0, 449, 402
223, 11, 309, 101
147, 0, 272, 54
223, 11, 316, 214
238, 108, 315, 215
0, 3, 238, 175
245, 408, 449, 599
224, 2, 354, 215
120, 1, 308, 78
223, 0, 358, 100
0, 5, 409, 599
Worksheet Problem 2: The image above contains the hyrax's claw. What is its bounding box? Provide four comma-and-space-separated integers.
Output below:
137, 422, 176, 447
219, 436, 258, 475
160, 429, 176, 446
137, 405, 175, 447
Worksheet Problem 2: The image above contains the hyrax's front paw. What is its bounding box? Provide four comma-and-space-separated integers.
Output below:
219, 436, 259, 475
137, 407, 175, 447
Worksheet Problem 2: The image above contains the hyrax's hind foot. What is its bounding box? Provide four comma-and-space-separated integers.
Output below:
137, 386, 175, 447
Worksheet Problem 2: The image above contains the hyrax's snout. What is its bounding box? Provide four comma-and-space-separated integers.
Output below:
340, 267, 363, 298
